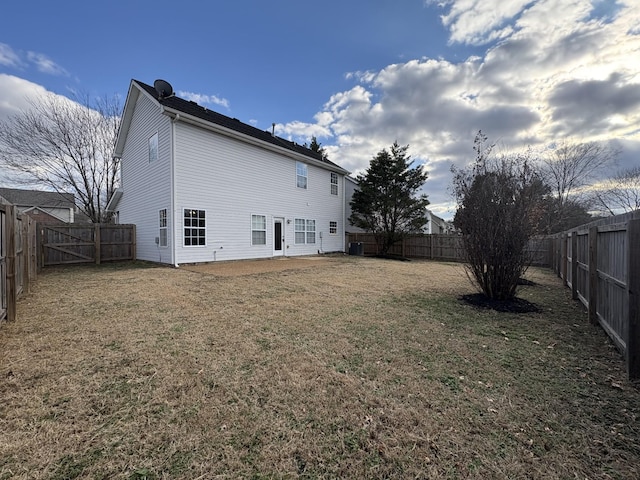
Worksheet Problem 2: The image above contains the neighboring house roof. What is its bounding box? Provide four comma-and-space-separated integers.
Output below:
0, 187, 75, 209
115, 79, 348, 174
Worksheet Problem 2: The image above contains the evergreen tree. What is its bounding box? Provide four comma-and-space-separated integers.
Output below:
350, 142, 429, 256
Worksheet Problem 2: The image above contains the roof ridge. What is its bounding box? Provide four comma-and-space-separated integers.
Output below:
133, 79, 343, 170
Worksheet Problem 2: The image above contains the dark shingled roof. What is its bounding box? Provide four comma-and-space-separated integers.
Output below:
134, 80, 343, 170
0, 188, 75, 208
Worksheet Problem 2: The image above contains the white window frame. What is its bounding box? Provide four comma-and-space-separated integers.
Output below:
251, 214, 267, 246
330, 172, 338, 195
329, 221, 337, 235
294, 218, 316, 244
183, 208, 206, 247
296, 162, 308, 189
149, 132, 158, 163
159, 209, 168, 247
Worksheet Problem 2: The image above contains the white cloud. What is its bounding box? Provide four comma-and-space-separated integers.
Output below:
289, 0, 640, 219
0, 74, 50, 119
0, 43, 23, 68
177, 90, 230, 109
26, 51, 68, 76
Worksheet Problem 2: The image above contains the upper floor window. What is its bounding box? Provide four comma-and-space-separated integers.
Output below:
184, 208, 206, 246
297, 162, 308, 189
330, 172, 338, 195
149, 132, 158, 163
251, 214, 267, 245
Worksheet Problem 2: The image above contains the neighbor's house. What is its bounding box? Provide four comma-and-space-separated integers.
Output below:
344, 176, 366, 234
0, 187, 82, 224
424, 209, 449, 234
106, 79, 349, 265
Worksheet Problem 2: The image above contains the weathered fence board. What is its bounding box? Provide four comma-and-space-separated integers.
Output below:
0, 200, 37, 324
550, 210, 640, 379
345, 232, 548, 265
40, 224, 136, 266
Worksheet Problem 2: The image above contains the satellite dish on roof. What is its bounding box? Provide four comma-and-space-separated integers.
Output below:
153, 79, 173, 99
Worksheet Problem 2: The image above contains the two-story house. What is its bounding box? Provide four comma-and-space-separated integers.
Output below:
107, 79, 349, 265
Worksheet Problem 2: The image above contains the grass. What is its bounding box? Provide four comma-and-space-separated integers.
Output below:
0, 256, 639, 479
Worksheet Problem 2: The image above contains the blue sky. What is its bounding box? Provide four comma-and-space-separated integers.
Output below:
1, 0, 639, 219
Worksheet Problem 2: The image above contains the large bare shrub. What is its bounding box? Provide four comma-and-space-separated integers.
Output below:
452, 132, 545, 300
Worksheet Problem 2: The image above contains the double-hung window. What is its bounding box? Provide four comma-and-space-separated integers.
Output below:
251, 214, 266, 245
296, 162, 308, 189
183, 209, 206, 246
159, 209, 168, 247
330, 172, 338, 195
294, 218, 316, 244
329, 221, 337, 235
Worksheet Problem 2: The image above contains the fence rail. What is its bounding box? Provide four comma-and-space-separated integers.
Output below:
345, 232, 550, 266
40, 224, 136, 266
549, 210, 640, 379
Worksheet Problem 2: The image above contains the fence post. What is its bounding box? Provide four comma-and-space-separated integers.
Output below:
22, 217, 30, 294
95, 224, 101, 265
627, 219, 640, 379
6, 205, 16, 322
588, 226, 598, 325
561, 234, 568, 285
571, 233, 578, 300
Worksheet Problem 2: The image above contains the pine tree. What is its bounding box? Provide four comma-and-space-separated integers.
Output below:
349, 142, 429, 256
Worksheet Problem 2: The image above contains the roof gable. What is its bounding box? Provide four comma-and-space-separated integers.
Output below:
116, 79, 347, 173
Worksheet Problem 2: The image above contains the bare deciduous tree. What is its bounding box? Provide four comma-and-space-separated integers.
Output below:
0, 92, 121, 223
541, 141, 619, 229
595, 166, 640, 214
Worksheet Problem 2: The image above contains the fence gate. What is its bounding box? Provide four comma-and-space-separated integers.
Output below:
41, 225, 97, 265
39, 224, 136, 266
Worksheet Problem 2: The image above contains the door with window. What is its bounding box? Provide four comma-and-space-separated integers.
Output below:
273, 218, 285, 256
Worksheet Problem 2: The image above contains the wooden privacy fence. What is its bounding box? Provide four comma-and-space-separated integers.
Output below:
346, 232, 551, 266
549, 210, 640, 379
0, 201, 38, 323
39, 224, 136, 266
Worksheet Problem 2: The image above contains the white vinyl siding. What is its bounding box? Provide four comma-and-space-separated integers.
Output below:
169, 120, 346, 263
116, 92, 173, 263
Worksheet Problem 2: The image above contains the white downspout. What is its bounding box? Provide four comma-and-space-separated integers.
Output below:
171, 112, 180, 267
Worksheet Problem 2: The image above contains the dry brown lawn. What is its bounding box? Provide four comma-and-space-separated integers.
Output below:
1, 256, 639, 479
